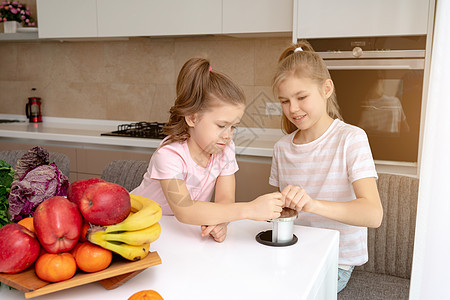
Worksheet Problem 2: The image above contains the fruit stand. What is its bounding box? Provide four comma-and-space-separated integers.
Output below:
0, 252, 161, 298
0, 147, 163, 299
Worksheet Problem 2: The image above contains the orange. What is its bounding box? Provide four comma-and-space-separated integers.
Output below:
73, 242, 112, 273
128, 290, 164, 300
70, 242, 83, 257
35, 252, 77, 282
18, 217, 35, 233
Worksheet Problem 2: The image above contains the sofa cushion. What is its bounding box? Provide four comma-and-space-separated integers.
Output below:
338, 270, 410, 300
101, 160, 148, 192
360, 173, 419, 279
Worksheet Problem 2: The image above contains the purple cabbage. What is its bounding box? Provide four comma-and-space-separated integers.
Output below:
8, 163, 69, 222
14, 146, 49, 181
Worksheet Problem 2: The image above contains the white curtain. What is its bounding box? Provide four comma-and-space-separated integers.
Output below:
410, 0, 450, 299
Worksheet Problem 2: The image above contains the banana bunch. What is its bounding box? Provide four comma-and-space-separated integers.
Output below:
87, 194, 162, 261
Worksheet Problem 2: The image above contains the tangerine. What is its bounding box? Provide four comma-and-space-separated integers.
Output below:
35, 252, 77, 282
73, 242, 112, 273
18, 217, 35, 233
128, 290, 164, 300
70, 242, 83, 257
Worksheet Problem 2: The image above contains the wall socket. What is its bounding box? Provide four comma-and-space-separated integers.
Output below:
265, 102, 282, 115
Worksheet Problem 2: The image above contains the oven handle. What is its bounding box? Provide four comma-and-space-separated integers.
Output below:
324, 59, 425, 70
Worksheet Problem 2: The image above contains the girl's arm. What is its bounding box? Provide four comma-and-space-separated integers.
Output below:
284, 177, 383, 228
160, 178, 283, 226
213, 174, 236, 204
200, 174, 236, 242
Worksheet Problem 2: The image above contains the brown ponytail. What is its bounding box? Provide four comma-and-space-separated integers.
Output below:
273, 40, 342, 134
162, 58, 245, 146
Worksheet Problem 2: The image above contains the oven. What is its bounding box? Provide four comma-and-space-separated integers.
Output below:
308, 36, 426, 163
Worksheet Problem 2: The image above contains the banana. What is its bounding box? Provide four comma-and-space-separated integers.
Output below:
104, 194, 162, 233
89, 222, 161, 246
85, 194, 161, 259
88, 238, 150, 261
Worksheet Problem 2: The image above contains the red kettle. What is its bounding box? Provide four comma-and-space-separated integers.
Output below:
25, 88, 42, 123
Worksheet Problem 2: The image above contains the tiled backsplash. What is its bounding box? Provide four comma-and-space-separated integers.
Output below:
0, 35, 290, 129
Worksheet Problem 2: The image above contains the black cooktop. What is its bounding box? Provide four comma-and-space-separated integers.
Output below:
101, 122, 167, 139
0, 119, 25, 123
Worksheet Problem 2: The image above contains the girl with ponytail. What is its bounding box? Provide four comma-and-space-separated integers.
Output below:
132, 58, 284, 242
270, 41, 383, 292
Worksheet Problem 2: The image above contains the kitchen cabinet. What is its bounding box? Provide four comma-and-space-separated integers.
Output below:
0, 141, 151, 182
75, 148, 151, 181
295, 0, 431, 39
97, 0, 222, 37
222, 0, 292, 34
36, 0, 292, 39
235, 156, 275, 202
36, 0, 98, 38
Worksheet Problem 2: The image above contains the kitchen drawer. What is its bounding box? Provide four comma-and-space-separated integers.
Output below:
76, 148, 151, 177
235, 156, 276, 202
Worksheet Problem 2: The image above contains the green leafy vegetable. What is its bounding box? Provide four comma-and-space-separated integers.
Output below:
0, 160, 14, 227
0, 186, 10, 227
0, 160, 14, 188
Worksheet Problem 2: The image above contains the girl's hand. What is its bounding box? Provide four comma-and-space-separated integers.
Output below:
281, 185, 314, 212
201, 223, 228, 243
248, 192, 284, 221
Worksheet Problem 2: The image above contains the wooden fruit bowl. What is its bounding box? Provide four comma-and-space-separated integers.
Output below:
0, 251, 161, 299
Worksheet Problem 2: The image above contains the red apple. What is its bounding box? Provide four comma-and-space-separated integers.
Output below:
0, 223, 41, 273
79, 182, 131, 226
34, 196, 82, 254
67, 178, 106, 206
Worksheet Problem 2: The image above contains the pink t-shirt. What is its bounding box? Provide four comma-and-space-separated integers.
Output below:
131, 139, 239, 215
269, 119, 377, 266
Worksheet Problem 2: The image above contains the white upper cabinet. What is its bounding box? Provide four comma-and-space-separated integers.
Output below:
295, 0, 430, 39
36, 0, 293, 39
222, 0, 292, 34
37, 0, 98, 38
97, 0, 222, 37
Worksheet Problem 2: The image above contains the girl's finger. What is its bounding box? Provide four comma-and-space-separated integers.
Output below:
285, 187, 299, 208
202, 225, 216, 237
213, 227, 225, 238
294, 189, 308, 211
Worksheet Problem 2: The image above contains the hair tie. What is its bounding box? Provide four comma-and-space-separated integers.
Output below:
294, 47, 303, 53
209, 66, 212, 71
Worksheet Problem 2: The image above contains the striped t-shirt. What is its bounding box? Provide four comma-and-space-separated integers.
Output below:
269, 119, 377, 266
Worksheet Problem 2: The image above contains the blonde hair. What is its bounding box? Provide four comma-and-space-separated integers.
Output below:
273, 40, 342, 134
162, 57, 245, 146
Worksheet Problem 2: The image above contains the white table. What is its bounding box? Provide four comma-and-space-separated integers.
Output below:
0, 216, 339, 300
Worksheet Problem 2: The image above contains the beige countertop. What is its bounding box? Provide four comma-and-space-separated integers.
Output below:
0, 114, 284, 158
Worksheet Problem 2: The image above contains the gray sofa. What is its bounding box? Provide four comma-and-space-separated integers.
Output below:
101, 160, 149, 192
101, 161, 419, 299
339, 173, 419, 299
